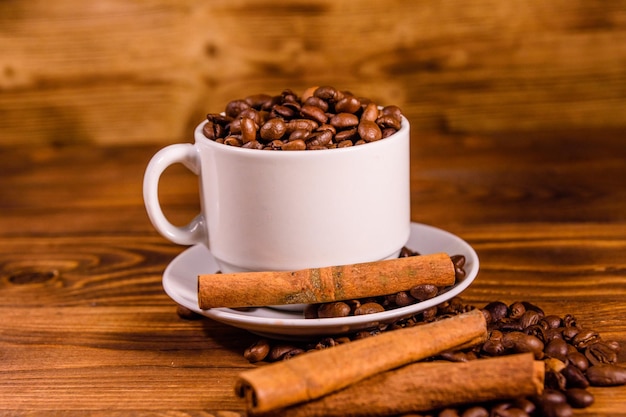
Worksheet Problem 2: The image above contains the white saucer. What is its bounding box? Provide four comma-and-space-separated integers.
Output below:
162, 222, 479, 340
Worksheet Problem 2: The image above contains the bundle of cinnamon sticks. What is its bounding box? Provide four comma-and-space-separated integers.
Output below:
235, 310, 545, 416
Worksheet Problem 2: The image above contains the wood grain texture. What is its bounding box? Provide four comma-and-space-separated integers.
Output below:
1, 0, 626, 145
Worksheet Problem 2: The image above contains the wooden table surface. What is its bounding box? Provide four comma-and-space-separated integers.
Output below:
1, 129, 625, 416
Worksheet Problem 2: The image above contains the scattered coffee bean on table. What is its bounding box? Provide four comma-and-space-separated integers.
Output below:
202, 86, 404, 150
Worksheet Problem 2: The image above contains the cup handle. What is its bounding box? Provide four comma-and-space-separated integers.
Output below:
143, 143, 206, 246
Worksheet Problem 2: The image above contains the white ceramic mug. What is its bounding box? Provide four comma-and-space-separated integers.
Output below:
143, 117, 411, 273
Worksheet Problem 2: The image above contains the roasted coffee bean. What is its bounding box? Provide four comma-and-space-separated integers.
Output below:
484, 301, 509, 322
572, 328, 600, 349
358, 120, 382, 142
567, 350, 589, 371
317, 301, 351, 318
519, 310, 542, 329
259, 118, 287, 142
242, 140, 264, 150
502, 331, 544, 359
585, 341, 619, 365
243, 339, 270, 363
438, 408, 460, 417
303, 96, 329, 112
224, 136, 243, 147
300, 104, 328, 124
240, 117, 258, 143
376, 114, 402, 130
586, 363, 626, 386
561, 364, 589, 388
305, 130, 333, 148
267, 344, 301, 361
354, 302, 385, 315
281, 139, 306, 151
539, 402, 574, 417
508, 301, 526, 320
565, 388, 594, 408
544, 338, 569, 361
409, 284, 439, 301
330, 112, 359, 129
541, 315, 563, 330
225, 99, 250, 118
335, 96, 361, 114
361, 102, 380, 122
461, 406, 489, 417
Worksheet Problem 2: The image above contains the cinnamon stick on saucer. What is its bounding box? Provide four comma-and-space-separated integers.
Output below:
251, 353, 545, 417
198, 252, 455, 309
235, 309, 487, 414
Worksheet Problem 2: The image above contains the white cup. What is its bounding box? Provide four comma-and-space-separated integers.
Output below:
143, 117, 411, 273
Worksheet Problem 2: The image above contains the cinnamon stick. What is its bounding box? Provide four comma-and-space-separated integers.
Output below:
235, 309, 487, 414
198, 252, 455, 309
251, 353, 545, 417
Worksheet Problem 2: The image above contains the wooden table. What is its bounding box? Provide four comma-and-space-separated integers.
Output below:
1, 130, 625, 416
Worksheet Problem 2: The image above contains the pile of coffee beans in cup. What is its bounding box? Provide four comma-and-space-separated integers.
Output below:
202, 86, 404, 150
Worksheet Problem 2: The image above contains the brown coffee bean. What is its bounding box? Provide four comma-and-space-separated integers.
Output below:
561, 364, 589, 388
224, 136, 243, 147
329, 113, 359, 129
540, 402, 574, 417
271, 104, 297, 119
361, 102, 380, 122
503, 332, 544, 359
461, 406, 489, 417
281, 139, 306, 151
508, 301, 526, 320
484, 301, 509, 322
242, 140, 264, 150
544, 338, 569, 360
586, 363, 626, 386
286, 118, 318, 133
335, 96, 361, 114
585, 341, 619, 365
202, 121, 221, 140
303, 96, 329, 112
313, 86, 342, 103
243, 339, 270, 363
572, 329, 600, 349
259, 118, 287, 142
565, 388, 594, 408
409, 284, 439, 301
335, 127, 358, 143
300, 104, 328, 124
438, 408, 460, 417
244, 93, 274, 110
541, 315, 563, 330
240, 117, 258, 143
267, 344, 300, 361
305, 130, 333, 148
567, 350, 589, 371
225, 99, 250, 118
358, 120, 382, 142
376, 114, 402, 130
519, 310, 542, 329
317, 302, 351, 318
354, 302, 385, 315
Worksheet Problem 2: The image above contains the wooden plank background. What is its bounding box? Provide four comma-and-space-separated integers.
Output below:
1, 0, 626, 145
